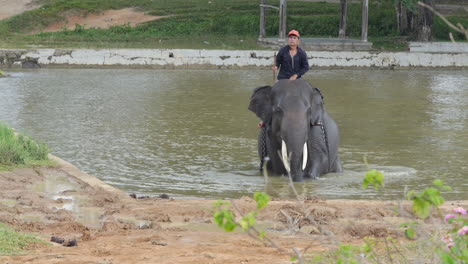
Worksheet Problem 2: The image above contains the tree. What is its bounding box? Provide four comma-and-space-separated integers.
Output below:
394, 0, 434, 41
415, 0, 434, 41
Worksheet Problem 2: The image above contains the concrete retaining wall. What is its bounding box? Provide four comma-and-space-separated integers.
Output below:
1, 48, 467, 68
409, 42, 468, 53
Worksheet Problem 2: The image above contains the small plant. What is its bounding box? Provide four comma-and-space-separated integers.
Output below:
406, 179, 452, 219
362, 169, 384, 191
439, 207, 468, 263
0, 222, 45, 255
213, 192, 270, 233
214, 192, 302, 262
0, 123, 51, 168
401, 221, 419, 240
334, 244, 361, 264
362, 155, 384, 191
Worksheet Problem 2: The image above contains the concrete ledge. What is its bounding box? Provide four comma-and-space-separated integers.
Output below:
1, 48, 467, 68
409, 42, 468, 53
49, 154, 129, 199
258, 37, 373, 51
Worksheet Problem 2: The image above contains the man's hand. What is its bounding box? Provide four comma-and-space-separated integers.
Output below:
272, 66, 278, 71
289, 74, 298, 80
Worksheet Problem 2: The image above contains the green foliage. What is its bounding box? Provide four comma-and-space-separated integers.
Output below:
362, 169, 384, 190
335, 244, 361, 264
396, 0, 418, 12
213, 201, 236, 232
407, 179, 451, 219
0, 222, 45, 255
253, 192, 270, 210
240, 212, 257, 231
0, 123, 50, 168
213, 192, 270, 234
400, 222, 419, 240
433, 16, 468, 41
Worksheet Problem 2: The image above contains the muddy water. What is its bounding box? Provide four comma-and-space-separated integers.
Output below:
0, 68, 466, 200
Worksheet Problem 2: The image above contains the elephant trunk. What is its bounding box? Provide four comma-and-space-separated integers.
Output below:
279, 118, 309, 182
280, 139, 308, 182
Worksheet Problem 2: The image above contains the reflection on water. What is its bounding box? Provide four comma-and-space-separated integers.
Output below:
0, 68, 467, 200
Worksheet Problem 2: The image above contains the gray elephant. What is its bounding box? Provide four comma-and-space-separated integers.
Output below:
248, 79, 342, 181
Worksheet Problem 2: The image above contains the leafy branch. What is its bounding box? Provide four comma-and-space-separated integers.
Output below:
406, 179, 451, 219
417, 1, 468, 41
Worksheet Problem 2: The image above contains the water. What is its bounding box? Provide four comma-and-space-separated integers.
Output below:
0, 68, 467, 200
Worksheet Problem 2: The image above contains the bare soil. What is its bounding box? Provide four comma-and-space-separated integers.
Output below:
0, 156, 466, 263
0, 0, 40, 20
42, 8, 168, 33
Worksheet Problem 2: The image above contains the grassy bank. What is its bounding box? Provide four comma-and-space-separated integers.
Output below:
0, 0, 467, 50
0, 223, 46, 255
0, 123, 55, 170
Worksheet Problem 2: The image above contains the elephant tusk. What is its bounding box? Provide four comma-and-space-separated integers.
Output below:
302, 143, 308, 171
281, 140, 291, 173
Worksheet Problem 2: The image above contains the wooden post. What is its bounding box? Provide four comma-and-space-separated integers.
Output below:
339, 0, 348, 39
279, 0, 287, 39
361, 0, 368, 42
259, 0, 266, 38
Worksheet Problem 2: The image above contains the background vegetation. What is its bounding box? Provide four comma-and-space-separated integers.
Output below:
0, 0, 467, 49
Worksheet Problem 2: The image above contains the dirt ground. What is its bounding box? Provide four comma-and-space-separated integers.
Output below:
0, 0, 39, 20
0, 1, 167, 33
42, 8, 168, 33
0, 155, 466, 264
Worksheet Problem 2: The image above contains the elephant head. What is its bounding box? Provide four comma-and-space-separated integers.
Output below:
249, 79, 329, 182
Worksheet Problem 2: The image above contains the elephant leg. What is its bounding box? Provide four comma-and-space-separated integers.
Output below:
304, 127, 328, 179
257, 126, 270, 171
330, 155, 343, 173
257, 128, 265, 171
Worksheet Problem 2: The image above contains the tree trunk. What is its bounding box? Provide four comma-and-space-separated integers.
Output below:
416, 0, 434, 41
407, 10, 414, 32
396, 5, 400, 34
259, 0, 266, 38
361, 0, 368, 42
339, 0, 348, 39
279, 0, 287, 39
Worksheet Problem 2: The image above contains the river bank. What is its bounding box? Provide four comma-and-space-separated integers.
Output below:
0, 156, 467, 263
1, 48, 468, 69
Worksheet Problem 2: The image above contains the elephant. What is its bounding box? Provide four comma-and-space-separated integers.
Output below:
248, 79, 342, 182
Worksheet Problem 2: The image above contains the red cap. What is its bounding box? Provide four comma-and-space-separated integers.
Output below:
288, 30, 300, 38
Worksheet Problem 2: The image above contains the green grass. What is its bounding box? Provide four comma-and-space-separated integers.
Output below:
0, 123, 55, 170
0, 222, 46, 255
0, 0, 399, 49
0, 0, 466, 50
370, 36, 409, 51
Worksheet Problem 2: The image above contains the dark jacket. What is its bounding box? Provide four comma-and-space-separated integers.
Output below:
276, 45, 309, 80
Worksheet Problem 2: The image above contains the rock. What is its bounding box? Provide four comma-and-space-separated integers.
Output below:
159, 194, 170, 199
51, 236, 65, 244
63, 239, 78, 247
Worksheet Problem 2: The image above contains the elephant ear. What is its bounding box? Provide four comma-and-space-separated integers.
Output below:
248, 85, 272, 122
310, 87, 325, 124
